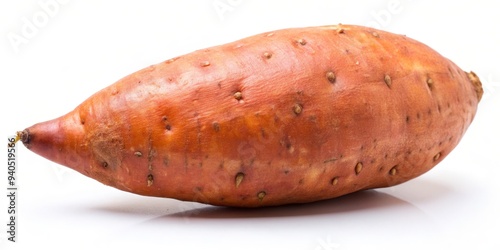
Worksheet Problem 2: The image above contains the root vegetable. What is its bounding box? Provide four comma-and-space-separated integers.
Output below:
18, 24, 482, 207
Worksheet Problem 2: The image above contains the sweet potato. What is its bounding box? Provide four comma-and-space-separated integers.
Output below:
18, 24, 482, 207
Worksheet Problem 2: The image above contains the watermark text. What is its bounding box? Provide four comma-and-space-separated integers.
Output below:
6, 0, 70, 53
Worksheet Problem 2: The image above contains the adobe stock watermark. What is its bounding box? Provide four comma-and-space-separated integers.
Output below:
49, 163, 72, 183
483, 73, 500, 99
365, 0, 414, 29
213, 0, 245, 21
6, 0, 70, 53
6, 136, 19, 243
314, 234, 341, 250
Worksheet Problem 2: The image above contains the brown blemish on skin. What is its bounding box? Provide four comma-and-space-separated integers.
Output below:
296, 38, 307, 45
165, 57, 180, 64
162, 116, 172, 131
427, 78, 434, 89
323, 158, 337, 163
235, 172, 244, 188
135, 151, 142, 157
433, 152, 441, 161
257, 191, 266, 201
467, 71, 483, 101
331, 177, 339, 185
384, 74, 392, 88
355, 162, 363, 175
263, 52, 273, 59
233, 91, 243, 101
200, 61, 210, 67
326, 71, 336, 84
389, 166, 397, 175
147, 174, 154, 187
212, 122, 220, 132
89, 127, 124, 170
293, 103, 303, 115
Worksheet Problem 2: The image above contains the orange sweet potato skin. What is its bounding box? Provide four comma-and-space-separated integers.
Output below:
20, 24, 482, 207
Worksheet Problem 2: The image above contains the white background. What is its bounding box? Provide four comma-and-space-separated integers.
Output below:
1, 1, 499, 249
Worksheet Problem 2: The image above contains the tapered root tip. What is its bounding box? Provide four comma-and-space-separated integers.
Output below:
467, 71, 483, 102
16, 130, 30, 145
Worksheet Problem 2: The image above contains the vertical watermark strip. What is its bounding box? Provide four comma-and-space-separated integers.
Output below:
6, 136, 19, 243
